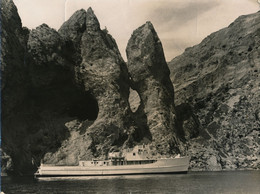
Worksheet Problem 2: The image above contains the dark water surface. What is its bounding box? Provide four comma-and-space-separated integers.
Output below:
1, 171, 260, 193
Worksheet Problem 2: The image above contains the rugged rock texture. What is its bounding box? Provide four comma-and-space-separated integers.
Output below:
1, 0, 29, 116
2, 0, 259, 175
126, 22, 180, 155
78, 9, 131, 153
58, 9, 87, 66
26, 21, 98, 167
1, 2, 134, 173
43, 8, 133, 164
169, 11, 260, 170
1, 0, 91, 173
2, 1, 182, 174
1, 0, 32, 174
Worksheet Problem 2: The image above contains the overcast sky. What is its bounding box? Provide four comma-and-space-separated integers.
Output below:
13, 0, 259, 61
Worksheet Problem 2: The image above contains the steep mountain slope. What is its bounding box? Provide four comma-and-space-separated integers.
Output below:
169, 11, 260, 170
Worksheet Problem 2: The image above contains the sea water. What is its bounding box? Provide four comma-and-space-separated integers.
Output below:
1, 171, 260, 193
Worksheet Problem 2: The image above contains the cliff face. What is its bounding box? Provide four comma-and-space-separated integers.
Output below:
1, 1, 132, 172
169, 11, 260, 170
2, 0, 259, 174
1, 0, 98, 173
1, 0, 29, 117
1, 1, 181, 174
1, 0, 31, 173
43, 8, 133, 164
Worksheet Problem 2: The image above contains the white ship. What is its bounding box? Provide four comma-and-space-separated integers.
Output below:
34, 145, 190, 178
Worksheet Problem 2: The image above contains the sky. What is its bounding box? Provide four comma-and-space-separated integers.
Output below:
13, 0, 259, 61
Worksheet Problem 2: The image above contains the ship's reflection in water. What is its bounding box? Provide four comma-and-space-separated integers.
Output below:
2, 171, 260, 193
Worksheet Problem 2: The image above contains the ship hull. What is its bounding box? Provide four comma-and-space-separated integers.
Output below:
35, 157, 190, 178
36, 171, 188, 177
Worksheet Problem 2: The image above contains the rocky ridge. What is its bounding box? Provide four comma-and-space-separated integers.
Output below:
169, 11, 260, 170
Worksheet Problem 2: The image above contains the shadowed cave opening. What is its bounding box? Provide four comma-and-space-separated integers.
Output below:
67, 90, 99, 121
28, 77, 99, 122
6, 77, 100, 174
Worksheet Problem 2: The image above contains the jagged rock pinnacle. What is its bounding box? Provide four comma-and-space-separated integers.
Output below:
126, 22, 179, 155
85, 7, 100, 31
58, 9, 87, 42
126, 21, 169, 83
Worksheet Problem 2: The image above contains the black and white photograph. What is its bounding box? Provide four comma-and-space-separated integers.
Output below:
1, 0, 260, 193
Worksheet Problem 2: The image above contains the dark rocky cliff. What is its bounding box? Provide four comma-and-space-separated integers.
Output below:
1, 0, 31, 174
42, 8, 133, 164
1, 0, 259, 174
1, 0, 182, 174
169, 11, 260, 170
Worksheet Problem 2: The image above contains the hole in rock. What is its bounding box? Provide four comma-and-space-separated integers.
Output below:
128, 88, 141, 113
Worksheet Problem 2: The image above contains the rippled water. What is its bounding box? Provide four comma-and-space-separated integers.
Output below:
1, 171, 260, 193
